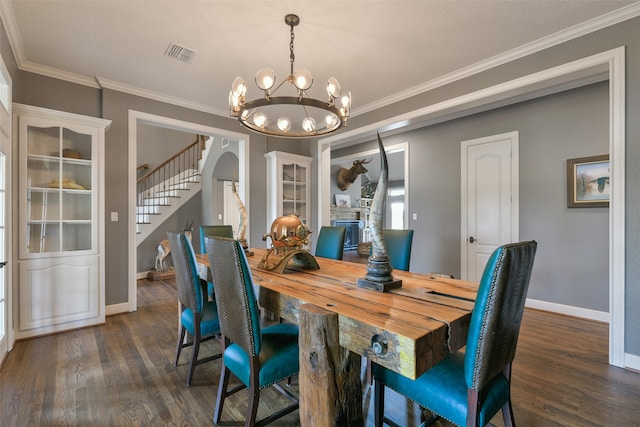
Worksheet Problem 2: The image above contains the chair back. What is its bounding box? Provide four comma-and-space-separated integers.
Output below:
315, 226, 347, 260
205, 236, 262, 357
464, 240, 537, 391
199, 225, 234, 254
168, 231, 204, 314
383, 229, 414, 271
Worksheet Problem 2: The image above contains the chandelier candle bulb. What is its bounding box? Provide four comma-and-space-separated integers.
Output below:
255, 68, 276, 91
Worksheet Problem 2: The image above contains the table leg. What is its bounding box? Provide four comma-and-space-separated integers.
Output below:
299, 303, 363, 427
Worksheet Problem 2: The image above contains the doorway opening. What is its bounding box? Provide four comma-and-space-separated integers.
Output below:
127, 111, 250, 312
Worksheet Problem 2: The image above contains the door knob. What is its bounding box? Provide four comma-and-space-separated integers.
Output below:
468, 236, 475, 243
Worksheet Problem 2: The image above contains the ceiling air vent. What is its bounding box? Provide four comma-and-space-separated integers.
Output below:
165, 42, 196, 63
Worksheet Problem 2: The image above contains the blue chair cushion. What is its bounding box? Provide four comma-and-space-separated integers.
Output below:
372, 352, 509, 426
223, 322, 299, 388
180, 300, 221, 337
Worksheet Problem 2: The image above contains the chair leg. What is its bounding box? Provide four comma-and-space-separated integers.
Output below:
174, 326, 187, 367
502, 400, 515, 427
246, 386, 260, 427
466, 388, 479, 427
186, 327, 201, 387
214, 365, 231, 424
374, 379, 385, 427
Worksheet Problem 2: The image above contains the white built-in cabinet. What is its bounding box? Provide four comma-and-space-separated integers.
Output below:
13, 104, 110, 338
264, 151, 311, 230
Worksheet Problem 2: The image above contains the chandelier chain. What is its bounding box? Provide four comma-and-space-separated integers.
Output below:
289, 23, 295, 77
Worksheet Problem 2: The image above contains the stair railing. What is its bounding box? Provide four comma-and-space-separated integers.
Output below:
136, 137, 205, 224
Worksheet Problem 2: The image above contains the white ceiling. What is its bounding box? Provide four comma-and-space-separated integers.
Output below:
2, 1, 638, 119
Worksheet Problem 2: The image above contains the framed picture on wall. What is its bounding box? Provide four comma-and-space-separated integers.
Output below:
335, 194, 351, 208
567, 154, 609, 208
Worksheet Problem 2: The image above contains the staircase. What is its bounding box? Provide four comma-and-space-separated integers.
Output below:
135, 136, 211, 245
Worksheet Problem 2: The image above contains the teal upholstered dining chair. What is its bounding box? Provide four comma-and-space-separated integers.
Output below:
205, 236, 299, 426
199, 225, 234, 299
372, 240, 537, 427
383, 229, 414, 271
315, 225, 347, 260
168, 231, 222, 387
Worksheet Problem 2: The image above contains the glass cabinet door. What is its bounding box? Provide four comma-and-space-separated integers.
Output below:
23, 122, 95, 257
282, 161, 308, 222
265, 151, 312, 231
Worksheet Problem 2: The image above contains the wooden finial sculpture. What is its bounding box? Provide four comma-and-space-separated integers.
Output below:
231, 177, 253, 256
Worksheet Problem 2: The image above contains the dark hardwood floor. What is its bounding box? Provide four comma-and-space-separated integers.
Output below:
1, 277, 639, 426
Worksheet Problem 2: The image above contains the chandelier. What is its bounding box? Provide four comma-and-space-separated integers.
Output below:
228, 14, 351, 138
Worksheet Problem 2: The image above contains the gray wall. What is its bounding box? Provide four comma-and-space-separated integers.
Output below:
19, 72, 101, 118
137, 124, 197, 172
200, 141, 240, 232
341, 82, 608, 312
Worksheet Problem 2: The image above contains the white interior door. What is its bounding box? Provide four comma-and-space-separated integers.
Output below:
461, 132, 519, 281
223, 181, 240, 238
0, 56, 11, 366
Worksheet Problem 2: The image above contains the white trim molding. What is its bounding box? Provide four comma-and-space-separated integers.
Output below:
625, 353, 640, 372
98, 78, 227, 116
526, 298, 609, 323
106, 303, 130, 317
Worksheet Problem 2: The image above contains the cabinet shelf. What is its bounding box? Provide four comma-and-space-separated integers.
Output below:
28, 153, 92, 164
28, 186, 91, 193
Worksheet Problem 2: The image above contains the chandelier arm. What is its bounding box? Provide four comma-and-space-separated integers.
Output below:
302, 104, 310, 119
270, 79, 289, 97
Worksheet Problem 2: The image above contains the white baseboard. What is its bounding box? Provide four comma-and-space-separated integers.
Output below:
106, 302, 131, 316
525, 298, 609, 323
624, 353, 640, 371
137, 271, 150, 280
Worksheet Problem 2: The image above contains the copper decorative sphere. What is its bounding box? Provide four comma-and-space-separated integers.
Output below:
264, 214, 311, 249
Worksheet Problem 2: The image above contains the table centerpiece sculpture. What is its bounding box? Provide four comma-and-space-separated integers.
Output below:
356, 132, 402, 292
259, 214, 319, 273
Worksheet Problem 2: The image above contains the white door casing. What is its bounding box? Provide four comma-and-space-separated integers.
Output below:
461, 131, 519, 281
0, 52, 11, 365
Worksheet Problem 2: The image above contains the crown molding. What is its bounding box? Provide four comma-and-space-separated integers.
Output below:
0, 0, 23, 64
352, 2, 640, 116
96, 77, 227, 116
21, 61, 101, 88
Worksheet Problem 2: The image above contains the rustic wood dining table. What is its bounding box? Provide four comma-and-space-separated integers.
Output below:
195, 248, 479, 426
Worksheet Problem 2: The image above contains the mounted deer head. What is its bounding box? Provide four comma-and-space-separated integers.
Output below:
337, 158, 371, 191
